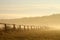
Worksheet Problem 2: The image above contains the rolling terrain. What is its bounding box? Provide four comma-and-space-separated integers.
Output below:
0, 14, 60, 30
0, 14, 60, 40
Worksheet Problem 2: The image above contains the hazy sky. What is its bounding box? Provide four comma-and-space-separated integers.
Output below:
0, 0, 60, 19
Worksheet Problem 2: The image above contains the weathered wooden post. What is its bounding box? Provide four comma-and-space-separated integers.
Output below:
4, 24, 10, 32
13, 24, 16, 31
18, 25, 21, 31
19, 25, 21, 29
27, 25, 29, 31
4, 24, 7, 31
24, 25, 25, 31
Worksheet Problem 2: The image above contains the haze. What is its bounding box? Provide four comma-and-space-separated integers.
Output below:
0, 0, 60, 19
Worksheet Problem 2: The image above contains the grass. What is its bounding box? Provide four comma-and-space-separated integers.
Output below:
0, 29, 60, 40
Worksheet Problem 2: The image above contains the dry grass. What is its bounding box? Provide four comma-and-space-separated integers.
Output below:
0, 29, 60, 40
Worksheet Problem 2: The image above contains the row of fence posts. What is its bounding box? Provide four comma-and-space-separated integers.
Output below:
0, 23, 48, 32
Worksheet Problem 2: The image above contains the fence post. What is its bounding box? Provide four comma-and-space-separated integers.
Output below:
13, 24, 16, 31
19, 25, 21, 31
24, 25, 25, 31
4, 24, 8, 32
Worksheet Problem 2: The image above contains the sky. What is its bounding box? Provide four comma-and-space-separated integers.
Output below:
0, 0, 60, 19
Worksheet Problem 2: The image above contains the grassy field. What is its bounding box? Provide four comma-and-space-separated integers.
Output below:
0, 30, 60, 40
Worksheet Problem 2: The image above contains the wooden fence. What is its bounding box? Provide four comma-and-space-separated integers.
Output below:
0, 23, 48, 32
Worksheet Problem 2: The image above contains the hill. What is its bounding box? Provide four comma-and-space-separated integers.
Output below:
0, 14, 60, 29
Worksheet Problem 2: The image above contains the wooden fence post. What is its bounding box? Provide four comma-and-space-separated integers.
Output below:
13, 24, 16, 31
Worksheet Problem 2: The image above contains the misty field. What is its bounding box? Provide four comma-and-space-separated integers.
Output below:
0, 30, 60, 40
